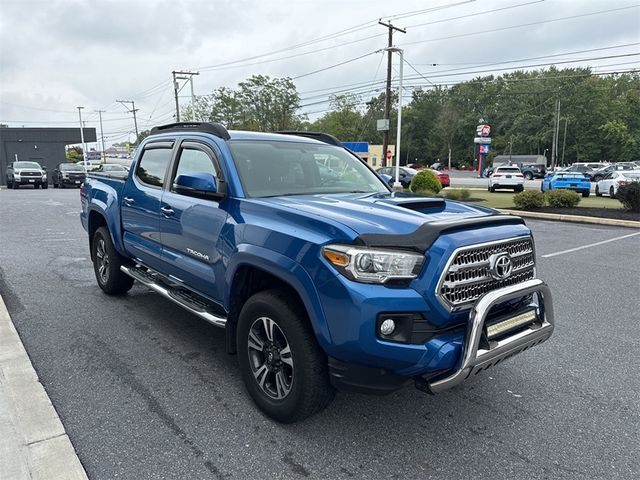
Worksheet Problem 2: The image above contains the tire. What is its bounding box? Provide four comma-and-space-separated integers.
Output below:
53, 180, 58, 188
595, 185, 602, 197
91, 226, 134, 295
489, 186, 495, 193
42, 182, 48, 189
582, 190, 589, 198
610, 186, 615, 199
237, 289, 335, 423
12, 181, 19, 190
524, 172, 533, 180
515, 186, 524, 192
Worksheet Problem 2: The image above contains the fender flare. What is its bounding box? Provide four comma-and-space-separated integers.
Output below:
87, 193, 126, 256
225, 244, 333, 350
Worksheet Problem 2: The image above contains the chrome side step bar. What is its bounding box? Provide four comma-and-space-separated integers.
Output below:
120, 265, 227, 328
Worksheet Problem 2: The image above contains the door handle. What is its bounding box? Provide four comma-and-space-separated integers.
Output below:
123, 197, 135, 206
160, 206, 175, 216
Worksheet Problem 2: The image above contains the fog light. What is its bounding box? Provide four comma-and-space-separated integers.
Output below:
380, 318, 396, 335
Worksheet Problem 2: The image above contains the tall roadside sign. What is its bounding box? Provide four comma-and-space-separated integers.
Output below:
475, 123, 491, 178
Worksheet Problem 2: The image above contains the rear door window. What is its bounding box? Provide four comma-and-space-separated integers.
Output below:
135, 147, 173, 188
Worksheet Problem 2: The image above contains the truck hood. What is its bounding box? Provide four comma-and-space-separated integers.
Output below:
256, 192, 507, 238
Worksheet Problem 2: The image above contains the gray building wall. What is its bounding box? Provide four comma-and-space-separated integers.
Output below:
0, 127, 96, 185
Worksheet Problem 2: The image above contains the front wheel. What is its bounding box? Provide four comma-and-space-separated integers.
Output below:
595, 185, 602, 197
92, 226, 134, 295
237, 289, 334, 423
42, 183, 48, 189
582, 190, 589, 198
524, 172, 533, 180
610, 186, 615, 198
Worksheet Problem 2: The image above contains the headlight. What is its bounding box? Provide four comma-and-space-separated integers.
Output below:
322, 244, 424, 284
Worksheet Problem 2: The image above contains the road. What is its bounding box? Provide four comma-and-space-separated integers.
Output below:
1, 188, 638, 479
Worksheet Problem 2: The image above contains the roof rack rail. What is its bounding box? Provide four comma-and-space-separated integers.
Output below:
277, 131, 342, 147
150, 122, 230, 140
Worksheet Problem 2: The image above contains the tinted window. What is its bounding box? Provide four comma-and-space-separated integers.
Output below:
174, 148, 217, 181
59, 164, 84, 171
14, 161, 41, 169
230, 140, 387, 197
136, 148, 172, 187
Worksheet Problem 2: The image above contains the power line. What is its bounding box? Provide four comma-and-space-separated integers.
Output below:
292, 51, 378, 80
401, 5, 640, 47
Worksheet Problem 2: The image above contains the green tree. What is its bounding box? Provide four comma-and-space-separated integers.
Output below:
185, 75, 305, 131
310, 94, 364, 141
66, 146, 83, 162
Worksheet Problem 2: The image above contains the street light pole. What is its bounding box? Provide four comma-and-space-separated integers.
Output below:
384, 47, 404, 191
76, 106, 88, 169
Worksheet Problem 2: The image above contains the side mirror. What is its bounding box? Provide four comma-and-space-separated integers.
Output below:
173, 172, 225, 200
378, 173, 393, 186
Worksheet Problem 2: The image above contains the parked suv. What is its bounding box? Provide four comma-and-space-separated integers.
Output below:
519, 163, 546, 180
52, 163, 87, 188
5, 161, 48, 189
488, 166, 524, 192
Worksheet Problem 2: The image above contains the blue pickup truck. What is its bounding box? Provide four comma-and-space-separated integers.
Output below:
80, 123, 554, 422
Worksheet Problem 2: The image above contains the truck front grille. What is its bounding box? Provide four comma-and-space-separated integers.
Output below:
437, 237, 535, 310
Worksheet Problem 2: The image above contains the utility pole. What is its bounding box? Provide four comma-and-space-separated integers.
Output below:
117, 100, 139, 142
76, 106, 88, 169
509, 136, 513, 164
172, 70, 199, 122
561, 118, 568, 166
379, 20, 405, 167
550, 99, 560, 169
95, 110, 106, 162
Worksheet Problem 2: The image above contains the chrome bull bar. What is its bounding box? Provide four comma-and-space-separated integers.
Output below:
427, 278, 554, 393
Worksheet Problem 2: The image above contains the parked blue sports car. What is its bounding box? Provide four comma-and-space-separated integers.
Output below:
541, 172, 591, 197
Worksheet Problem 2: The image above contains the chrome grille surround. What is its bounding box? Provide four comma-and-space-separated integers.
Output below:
436, 237, 535, 311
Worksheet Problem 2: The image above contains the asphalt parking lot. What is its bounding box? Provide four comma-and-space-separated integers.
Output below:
1, 188, 638, 480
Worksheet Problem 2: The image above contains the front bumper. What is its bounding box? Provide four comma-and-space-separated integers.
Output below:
427, 278, 553, 393
328, 279, 554, 395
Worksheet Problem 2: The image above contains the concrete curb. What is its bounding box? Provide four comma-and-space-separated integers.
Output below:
0, 294, 88, 480
497, 209, 640, 228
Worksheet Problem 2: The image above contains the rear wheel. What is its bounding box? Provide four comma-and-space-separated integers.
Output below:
610, 186, 615, 198
595, 185, 601, 197
237, 289, 334, 423
524, 172, 533, 180
582, 190, 589, 198
92, 226, 134, 295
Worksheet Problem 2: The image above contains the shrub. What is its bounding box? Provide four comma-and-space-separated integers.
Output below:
442, 189, 471, 201
413, 189, 437, 197
545, 190, 581, 208
513, 191, 545, 209
616, 182, 640, 212
410, 170, 442, 194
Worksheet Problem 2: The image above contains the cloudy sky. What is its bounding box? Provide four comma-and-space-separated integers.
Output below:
0, 0, 638, 146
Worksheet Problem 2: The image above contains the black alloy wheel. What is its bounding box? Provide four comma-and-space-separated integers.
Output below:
91, 226, 134, 295
237, 289, 334, 423
247, 316, 294, 400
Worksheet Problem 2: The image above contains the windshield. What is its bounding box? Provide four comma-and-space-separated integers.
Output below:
14, 161, 41, 169
621, 173, 640, 179
229, 140, 389, 197
60, 163, 85, 171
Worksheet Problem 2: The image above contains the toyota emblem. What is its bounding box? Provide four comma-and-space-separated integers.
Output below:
489, 253, 513, 280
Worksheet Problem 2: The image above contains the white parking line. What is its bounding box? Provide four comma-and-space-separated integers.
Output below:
541, 231, 640, 258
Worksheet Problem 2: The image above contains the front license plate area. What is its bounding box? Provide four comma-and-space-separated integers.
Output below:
486, 308, 537, 340
29, 179, 35, 183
